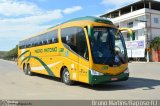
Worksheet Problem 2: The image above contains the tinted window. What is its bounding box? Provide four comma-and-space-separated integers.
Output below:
90, 27, 114, 64
61, 27, 88, 60
19, 30, 58, 49
89, 27, 127, 65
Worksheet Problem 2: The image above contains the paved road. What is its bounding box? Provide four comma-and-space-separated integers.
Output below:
0, 59, 160, 100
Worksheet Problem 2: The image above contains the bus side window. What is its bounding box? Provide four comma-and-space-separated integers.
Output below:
19, 29, 59, 49
46, 39, 50, 44
52, 38, 55, 43
48, 39, 52, 44
61, 27, 77, 53
50, 30, 58, 44
43, 40, 47, 45
61, 27, 88, 60
76, 28, 89, 60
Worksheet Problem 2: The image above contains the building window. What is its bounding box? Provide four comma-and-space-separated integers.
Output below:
127, 22, 133, 28
127, 33, 130, 41
154, 17, 159, 24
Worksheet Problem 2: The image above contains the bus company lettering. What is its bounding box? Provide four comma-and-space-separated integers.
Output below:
35, 49, 43, 53
35, 47, 57, 53
44, 47, 57, 52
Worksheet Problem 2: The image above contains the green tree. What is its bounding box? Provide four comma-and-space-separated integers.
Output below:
0, 51, 7, 59
150, 36, 160, 50
4, 45, 18, 60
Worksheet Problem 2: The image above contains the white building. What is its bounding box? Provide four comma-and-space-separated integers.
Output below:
101, 0, 160, 59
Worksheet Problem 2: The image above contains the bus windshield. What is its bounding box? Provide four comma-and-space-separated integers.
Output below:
89, 27, 127, 65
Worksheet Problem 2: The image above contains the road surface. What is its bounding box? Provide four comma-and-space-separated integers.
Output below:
0, 59, 160, 100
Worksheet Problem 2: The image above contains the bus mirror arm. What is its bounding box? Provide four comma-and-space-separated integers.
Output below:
119, 28, 135, 40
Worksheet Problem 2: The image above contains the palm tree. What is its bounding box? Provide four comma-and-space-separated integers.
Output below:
150, 36, 160, 50
150, 36, 160, 62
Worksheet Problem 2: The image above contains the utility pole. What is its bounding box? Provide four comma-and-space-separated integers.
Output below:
135, 19, 149, 62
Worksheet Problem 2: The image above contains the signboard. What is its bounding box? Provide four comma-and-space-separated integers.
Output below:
125, 40, 145, 49
127, 49, 132, 57
132, 49, 145, 58
125, 40, 145, 58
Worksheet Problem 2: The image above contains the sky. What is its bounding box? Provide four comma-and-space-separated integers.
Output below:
0, 0, 142, 51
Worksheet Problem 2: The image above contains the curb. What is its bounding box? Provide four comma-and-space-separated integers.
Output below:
129, 62, 160, 64
0, 59, 16, 64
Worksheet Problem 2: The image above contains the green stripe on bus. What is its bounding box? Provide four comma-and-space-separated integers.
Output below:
18, 50, 30, 59
20, 56, 30, 65
27, 52, 31, 62
21, 56, 54, 76
30, 56, 54, 76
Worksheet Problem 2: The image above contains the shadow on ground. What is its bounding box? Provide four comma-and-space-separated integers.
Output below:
77, 77, 160, 91
32, 73, 160, 91
33, 73, 61, 82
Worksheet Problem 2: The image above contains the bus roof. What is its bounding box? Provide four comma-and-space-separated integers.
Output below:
48, 16, 113, 29
21, 16, 113, 41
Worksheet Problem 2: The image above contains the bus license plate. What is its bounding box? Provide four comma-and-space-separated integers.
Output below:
111, 78, 118, 81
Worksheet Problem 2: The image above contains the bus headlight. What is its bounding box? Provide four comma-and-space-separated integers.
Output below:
90, 69, 104, 76
124, 68, 129, 73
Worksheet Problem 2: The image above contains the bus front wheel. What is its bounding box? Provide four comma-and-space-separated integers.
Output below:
27, 64, 33, 76
23, 64, 28, 75
62, 68, 74, 85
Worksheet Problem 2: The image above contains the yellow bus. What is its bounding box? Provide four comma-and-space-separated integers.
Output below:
18, 16, 130, 85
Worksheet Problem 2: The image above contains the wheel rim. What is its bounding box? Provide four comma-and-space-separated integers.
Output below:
28, 66, 31, 75
63, 70, 70, 83
28, 69, 31, 74
24, 65, 28, 74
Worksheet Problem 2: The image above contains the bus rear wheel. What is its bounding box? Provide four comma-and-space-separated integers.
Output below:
62, 68, 74, 85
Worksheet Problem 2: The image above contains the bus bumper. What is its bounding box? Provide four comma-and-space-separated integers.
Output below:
89, 70, 129, 85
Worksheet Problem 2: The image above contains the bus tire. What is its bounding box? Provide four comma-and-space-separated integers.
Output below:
23, 64, 28, 75
62, 68, 74, 85
27, 64, 33, 76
